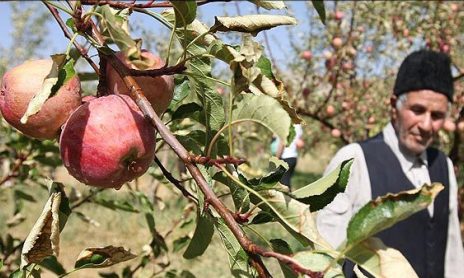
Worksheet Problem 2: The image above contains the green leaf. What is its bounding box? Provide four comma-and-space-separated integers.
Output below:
346, 183, 443, 247
40, 256, 66, 275
93, 197, 139, 213
345, 238, 417, 278
14, 189, 36, 202
249, 189, 330, 248
171, 103, 203, 122
170, 1, 197, 27
173, 236, 190, 252
0, 259, 3, 270
149, 230, 168, 257
250, 211, 274, 224
232, 94, 292, 145
247, 0, 286, 10
292, 159, 353, 211
162, 10, 225, 136
270, 239, 297, 278
211, 15, 297, 36
183, 210, 214, 259
213, 172, 250, 213
238, 157, 288, 190
293, 251, 343, 278
95, 5, 136, 52
168, 79, 190, 110
214, 218, 254, 277
9, 269, 26, 278
74, 246, 136, 269
20, 55, 75, 124
311, 0, 326, 25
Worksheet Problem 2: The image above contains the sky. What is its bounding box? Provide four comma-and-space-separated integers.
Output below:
0, 1, 318, 68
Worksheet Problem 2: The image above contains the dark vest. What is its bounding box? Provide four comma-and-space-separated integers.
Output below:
344, 133, 450, 278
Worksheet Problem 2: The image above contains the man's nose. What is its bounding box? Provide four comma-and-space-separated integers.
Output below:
419, 113, 433, 132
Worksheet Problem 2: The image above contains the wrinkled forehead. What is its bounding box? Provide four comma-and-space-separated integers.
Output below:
403, 90, 449, 112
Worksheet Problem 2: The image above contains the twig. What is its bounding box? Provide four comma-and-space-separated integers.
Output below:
80, 0, 215, 9
296, 107, 349, 144
70, 188, 105, 210
187, 155, 246, 167
0, 149, 32, 187
43, 1, 100, 75
154, 156, 198, 202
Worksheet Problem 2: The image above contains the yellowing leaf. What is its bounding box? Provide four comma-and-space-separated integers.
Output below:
346, 238, 418, 278
21, 189, 63, 266
211, 15, 297, 36
248, 0, 286, 10
75, 246, 136, 269
20, 54, 66, 124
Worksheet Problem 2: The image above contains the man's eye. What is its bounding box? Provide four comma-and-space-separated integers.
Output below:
410, 106, 425, 114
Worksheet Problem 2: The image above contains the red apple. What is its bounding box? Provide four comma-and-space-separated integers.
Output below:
301, 50, 313, 61
106, 50, 174, 115
402, 28, 409, 37
60, 94, 156, 189
0, 59, 81, 140
368, 116, 376, 124
332, 37, 343, 49
457, 121, 464, 132
443, 119, 456, 132
451, 3, 459, 12
331, 128, 341, 138
334, 11, 344, 20
326, 105, 335, 117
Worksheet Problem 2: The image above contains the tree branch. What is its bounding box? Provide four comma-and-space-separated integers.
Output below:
43, 1, 100, 75
154, 155, 198, 202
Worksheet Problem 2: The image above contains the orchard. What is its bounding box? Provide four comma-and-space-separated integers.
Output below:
0, 1, 463, 278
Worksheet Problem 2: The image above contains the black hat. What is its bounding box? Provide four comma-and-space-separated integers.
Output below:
393, 50, 454, 102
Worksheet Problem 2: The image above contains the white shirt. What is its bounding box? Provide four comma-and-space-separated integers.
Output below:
316, 123, 464, 278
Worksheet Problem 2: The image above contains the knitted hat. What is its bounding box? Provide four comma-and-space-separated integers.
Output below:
393, 50, 454, 102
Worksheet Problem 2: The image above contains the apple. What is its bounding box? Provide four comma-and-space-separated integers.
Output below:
326, 105, 335, 117
301, 50, 313, 61
59, 94, 156, 189
368, 116, 376, 124
0, 59, 81, 140
402, 28, 409, 37
451, 3, 459, 12
332, 37, 343, 49
457, 121, 464, 132
331, 128, 341, 138
334, 11, 344, 20
106, 50, 174, 115
443, 119, 456, 132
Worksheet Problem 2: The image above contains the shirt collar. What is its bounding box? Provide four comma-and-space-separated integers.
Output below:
382, 122, 428, 172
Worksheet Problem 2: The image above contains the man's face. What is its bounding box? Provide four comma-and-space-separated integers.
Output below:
391, 90, 449, 155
